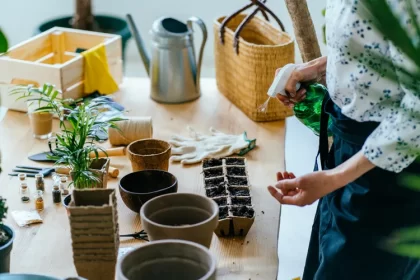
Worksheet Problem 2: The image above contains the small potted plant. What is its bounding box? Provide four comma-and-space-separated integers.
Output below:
36, 0, 131, 58
0, 197, 14, 273
11, 84, 123, 206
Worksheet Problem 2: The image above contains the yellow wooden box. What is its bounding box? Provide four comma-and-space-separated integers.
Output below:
0, 27, 123, 112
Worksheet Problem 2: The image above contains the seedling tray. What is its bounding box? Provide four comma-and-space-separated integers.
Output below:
202, 157, 255, 237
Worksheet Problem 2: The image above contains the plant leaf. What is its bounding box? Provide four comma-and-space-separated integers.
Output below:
359, 0, 420, 66
0, 29, 8, 53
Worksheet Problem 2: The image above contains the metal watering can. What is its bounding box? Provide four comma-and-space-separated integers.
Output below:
126, 14, 207, 103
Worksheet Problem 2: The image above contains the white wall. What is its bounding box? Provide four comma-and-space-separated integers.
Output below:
0, 0, 327, 76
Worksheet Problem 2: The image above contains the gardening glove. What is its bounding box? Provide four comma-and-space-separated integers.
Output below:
169, 127, 256, 165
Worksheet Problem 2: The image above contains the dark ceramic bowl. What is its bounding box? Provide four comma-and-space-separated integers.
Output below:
119, 170, 178, 213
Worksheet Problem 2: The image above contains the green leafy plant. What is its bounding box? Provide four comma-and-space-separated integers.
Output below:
355, 0, 420, 258
11, 84, 124, 189
0, 197, 9, 245
0, 28, 8, 54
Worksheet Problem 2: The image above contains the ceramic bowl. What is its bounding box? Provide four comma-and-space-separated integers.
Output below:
119, 170, 178, 213
140, 193, 219, 248
116, 239, 217, 280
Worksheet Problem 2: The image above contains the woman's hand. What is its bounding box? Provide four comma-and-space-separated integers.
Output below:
267, 151, 376, 206
275, 56, 328, 107
268, 171, 339, 206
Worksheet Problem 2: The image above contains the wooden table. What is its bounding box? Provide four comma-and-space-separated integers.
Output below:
0, 78, 285, 280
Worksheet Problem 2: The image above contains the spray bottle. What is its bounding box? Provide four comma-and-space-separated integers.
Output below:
264, 64, 331, 136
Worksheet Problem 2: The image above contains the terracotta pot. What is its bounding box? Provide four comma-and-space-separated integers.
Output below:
140, 193, 219, 248
119, 170, 178, 213
116, 239, 217, 280
127, 139, 171, 172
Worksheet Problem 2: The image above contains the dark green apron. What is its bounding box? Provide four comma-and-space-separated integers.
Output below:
302, 95, 420, 280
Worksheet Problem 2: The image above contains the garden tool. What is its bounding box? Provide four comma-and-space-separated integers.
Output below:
120, 230, 149, 242
8, 166, 55, 177
169, 127, 256, 165
126, 14, 207, 103
28, 138, 127, 162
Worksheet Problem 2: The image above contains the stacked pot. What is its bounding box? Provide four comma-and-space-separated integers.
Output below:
68, 189, 119, 280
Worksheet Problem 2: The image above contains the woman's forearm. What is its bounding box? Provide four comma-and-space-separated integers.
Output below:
327, 150, 376, 190
307, 56, 327, 79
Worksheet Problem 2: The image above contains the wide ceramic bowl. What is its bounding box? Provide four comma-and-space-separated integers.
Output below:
140, 193, 219, 248
119, 170, 178, 213
116, 239, 217, 280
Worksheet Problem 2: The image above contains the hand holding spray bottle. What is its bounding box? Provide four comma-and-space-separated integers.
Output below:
262, 63, 331, 136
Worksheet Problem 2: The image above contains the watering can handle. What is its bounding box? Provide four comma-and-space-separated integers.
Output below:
187, 17, 207, 93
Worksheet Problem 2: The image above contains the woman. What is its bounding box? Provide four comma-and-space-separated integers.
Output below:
268, 1, 420, 279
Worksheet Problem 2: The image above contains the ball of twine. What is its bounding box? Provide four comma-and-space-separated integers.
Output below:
108, 116, 153, 146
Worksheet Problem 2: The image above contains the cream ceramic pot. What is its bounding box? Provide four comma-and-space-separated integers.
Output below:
116, 239, 217, 280
140, 193, 219, 248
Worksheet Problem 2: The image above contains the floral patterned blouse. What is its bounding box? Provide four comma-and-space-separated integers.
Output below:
325, 0, 420, 173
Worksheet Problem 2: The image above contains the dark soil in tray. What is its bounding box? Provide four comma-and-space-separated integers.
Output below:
231, 197, 252, 206
231, 206, 255, 218
213, 197, 228, 206
204, 167, 224, 178
203, 159, 223, 168
227, 176, 248, 186
225, 158, 245, 166
227, 166, 246, 176
228, 187, 250, 196
219, 206, 229, 219
205, 177, 225, 188
206, 185, 227, 198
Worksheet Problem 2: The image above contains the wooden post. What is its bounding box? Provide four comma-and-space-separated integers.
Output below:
51, 31, 65, 64
72, 0, 94, 31
284, 0, 322, 62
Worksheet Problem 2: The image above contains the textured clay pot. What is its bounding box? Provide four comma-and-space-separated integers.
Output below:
119, 170, 178, 213
140, 193, 219, 248
127, 139, 171, 172
116, 239, 217, 280
0, 225, 14, 273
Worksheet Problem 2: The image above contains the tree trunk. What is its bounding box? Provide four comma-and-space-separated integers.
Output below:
284, 0, 322, 62
72, 0, 94, 30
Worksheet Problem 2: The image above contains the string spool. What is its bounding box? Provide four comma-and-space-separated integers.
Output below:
109, 116, 153, 146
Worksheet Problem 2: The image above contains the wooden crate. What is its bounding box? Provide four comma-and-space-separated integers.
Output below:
0, 27, 123, 112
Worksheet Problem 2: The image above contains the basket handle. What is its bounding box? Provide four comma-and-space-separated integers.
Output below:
219, 0, 285, 45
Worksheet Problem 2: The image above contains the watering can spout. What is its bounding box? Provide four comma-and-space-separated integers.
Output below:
126, 14, 150, 76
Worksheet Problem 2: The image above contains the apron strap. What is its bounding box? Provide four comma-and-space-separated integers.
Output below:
314, 94, 331, 171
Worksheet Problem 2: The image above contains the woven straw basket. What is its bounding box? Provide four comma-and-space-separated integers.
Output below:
214, 5, 295, 122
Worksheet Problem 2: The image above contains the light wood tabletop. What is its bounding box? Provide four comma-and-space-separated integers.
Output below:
0, 77, 285, 280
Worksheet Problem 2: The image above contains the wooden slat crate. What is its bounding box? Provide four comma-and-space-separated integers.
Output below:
0, 27, 123, 112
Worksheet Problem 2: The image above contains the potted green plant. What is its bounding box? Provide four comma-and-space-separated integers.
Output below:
36, 0, 131, 58
11, 84, 123, 206
0, 197, 14, 273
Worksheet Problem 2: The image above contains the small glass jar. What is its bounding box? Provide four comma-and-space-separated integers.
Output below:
60, 176, 69, 196
35, 190, 44, 211
52, 184, 61, 204
35, 173, 45, 192
18, 173, 27, 185
20, 183, 30, 203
